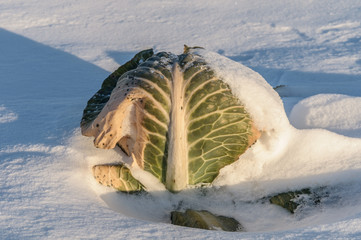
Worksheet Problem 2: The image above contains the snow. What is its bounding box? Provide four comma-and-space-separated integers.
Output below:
0, 105, 18, 123
2, 0, 361, 239
290, 94, 361, 137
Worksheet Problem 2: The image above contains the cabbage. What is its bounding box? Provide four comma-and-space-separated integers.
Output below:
81, 46, 260, 192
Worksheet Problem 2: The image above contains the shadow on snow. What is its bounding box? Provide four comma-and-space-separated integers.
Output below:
0, 29, 134, 147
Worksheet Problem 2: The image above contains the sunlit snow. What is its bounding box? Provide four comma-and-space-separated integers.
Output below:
2, 0, 361, 239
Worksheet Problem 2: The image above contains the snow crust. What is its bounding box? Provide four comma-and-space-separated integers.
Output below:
3, 0, 361, 239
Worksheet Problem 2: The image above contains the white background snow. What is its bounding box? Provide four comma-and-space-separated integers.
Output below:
2, 0, 361, 239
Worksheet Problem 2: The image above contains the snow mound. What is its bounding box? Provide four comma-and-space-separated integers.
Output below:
290, 94, 361, 137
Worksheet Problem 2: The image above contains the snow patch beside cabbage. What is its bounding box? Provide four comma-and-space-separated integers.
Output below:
290, 94, 361, 138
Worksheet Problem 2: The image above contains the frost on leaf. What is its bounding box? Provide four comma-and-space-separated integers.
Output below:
81, 47, 260, 192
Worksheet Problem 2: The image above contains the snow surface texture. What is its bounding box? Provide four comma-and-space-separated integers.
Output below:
0, 105, 18, 123
2, 0, 361, 239
290, 94, 361, 137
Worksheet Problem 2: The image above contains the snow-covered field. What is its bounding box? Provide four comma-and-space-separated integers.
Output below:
2, 0, 361, 239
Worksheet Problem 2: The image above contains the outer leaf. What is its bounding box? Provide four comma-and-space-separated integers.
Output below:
170, 209, 243, 232
81, 49, 154, 134
269, 188, 316, 213
92, 164, 144, 192
83, 52, 174, 184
